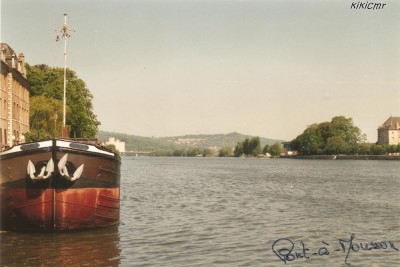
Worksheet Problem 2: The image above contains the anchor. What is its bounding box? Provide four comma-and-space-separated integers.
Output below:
58, 153, 84, 181
27, 158, 54, 180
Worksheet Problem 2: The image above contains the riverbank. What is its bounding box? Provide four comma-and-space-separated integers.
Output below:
281, 155, 400, 160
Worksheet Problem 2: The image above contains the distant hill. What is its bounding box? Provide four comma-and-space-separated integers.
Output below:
97, 131, 284, 152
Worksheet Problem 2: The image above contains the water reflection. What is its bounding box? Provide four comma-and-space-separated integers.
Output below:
0, 226, 121, 266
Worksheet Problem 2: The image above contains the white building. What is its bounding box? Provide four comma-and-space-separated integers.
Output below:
377, 116, 400, 145
105, 137, 125, 153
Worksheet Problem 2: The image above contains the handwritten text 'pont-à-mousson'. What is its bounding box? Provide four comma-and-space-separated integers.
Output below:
272, 233, 398, 265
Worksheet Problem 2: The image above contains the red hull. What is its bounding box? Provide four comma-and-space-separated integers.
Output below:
55, 188, 120, 230
1, 188, 54, 230
0, 139, 121, 231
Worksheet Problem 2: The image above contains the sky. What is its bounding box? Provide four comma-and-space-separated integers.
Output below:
1, 0, 399, 142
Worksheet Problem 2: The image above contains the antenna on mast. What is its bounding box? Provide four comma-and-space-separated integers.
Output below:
55, 14, 75, 138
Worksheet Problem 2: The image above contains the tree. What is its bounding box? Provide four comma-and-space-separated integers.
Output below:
291, 124, 324, 155
24, 96, 65, 141
26, 64, 100, 139
234, 142, 243, 157
329, 116, 364, 144
202, 148, 215, 157
242, 138, 251, 155
218, 147, 233, 157
105, 144, 120, 155
370, 145, 385, 155
262, 144, 270, 154
324, 136, 347, 155
249, 137, 261, 156
269, 142, 283, 157
357, 143, 371, 155
173, 149, 185, 157
290, 116, 365, 155
187, 148, 201, 157
317, 122, 332, 144
387, 145, 397, 154
233, 137, 261, 157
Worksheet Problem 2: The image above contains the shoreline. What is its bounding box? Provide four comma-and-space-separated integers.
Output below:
280, 155, 400, 160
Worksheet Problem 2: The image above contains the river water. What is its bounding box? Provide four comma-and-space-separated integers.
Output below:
1, 157, 399, 266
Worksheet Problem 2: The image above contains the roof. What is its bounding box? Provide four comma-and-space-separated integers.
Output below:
379, 116, 400, 130
0, 43, 29, 86
1, 43, 16, 66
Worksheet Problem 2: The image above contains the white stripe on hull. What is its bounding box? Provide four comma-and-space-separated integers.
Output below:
1, 139, 115, 157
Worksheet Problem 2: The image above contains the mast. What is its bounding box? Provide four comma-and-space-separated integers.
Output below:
62, 14, 68, 138
56, 14, 73, 138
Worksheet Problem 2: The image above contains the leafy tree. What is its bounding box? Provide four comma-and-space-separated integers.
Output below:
26, 64, 100, 139
330, 116, 364, 144
262, 144, 270, 154
202, 148, 215, 157
387, 145, 397, 154
105, 144, 120, 155
291, 124, 324, 155
234, 142, 243, 157
269, 142, 283, 157
219, 147, 233, 157
234, 137, 261, 157
187, 148, 201, 157
370, 145, 385, 155
242, 138, 251, 155
291, 116, 365, 155
173, 149, 185, 157
317, 122, 332, 144
249, 137, 261, 156
324, 136, 347, 155
24, 96, 65, 141
357, 143, 371, 155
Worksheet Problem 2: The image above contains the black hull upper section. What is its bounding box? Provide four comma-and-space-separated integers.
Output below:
0, 139, 121, 231
0, 139, 121, 189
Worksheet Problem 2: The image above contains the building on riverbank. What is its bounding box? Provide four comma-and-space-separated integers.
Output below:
105, 137, 126, 153
377, 116, 400, 145
0, 43, 29, 148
